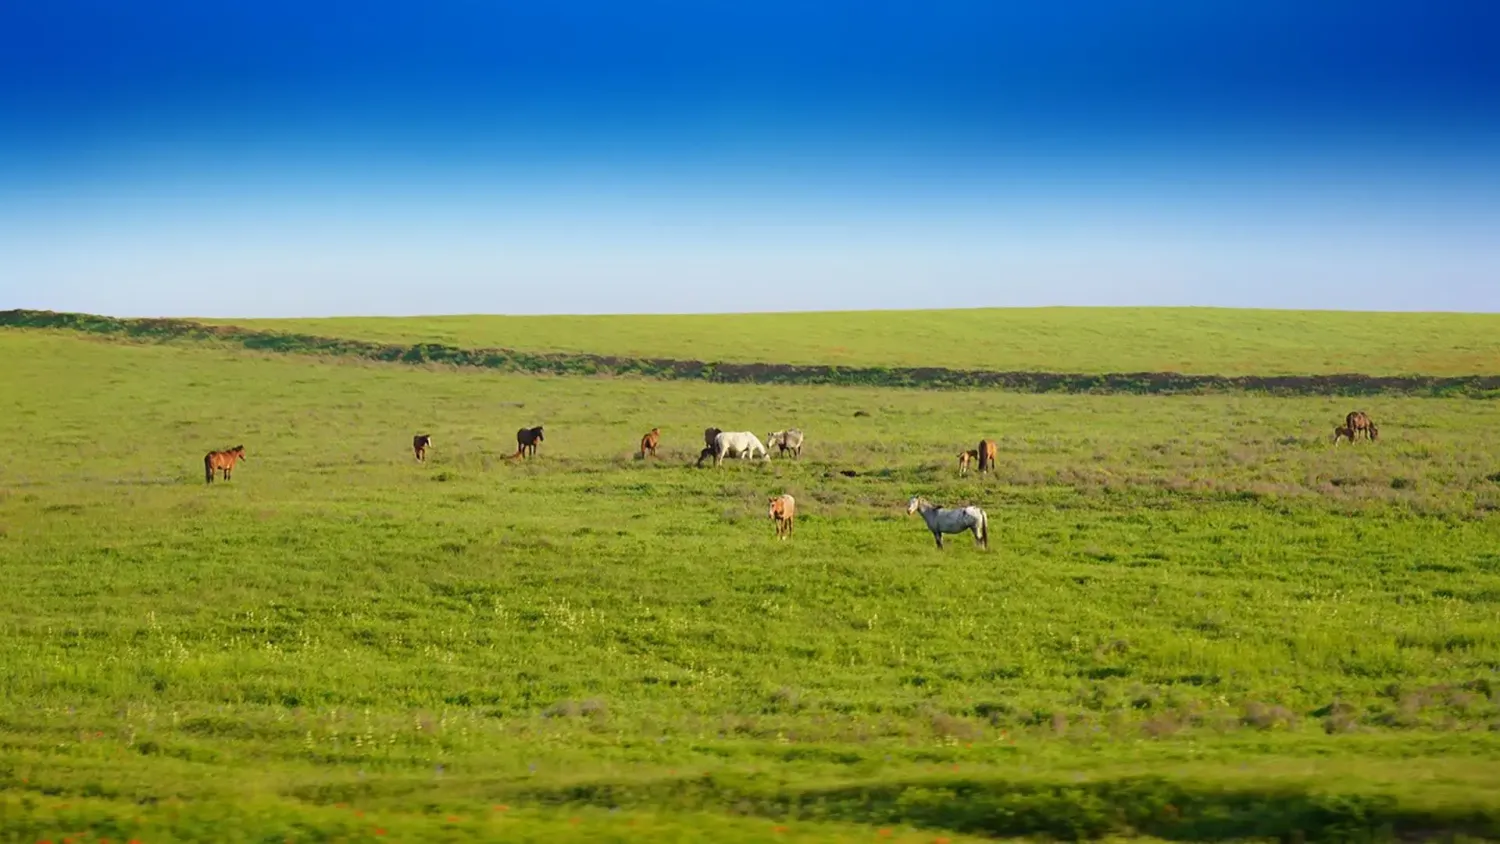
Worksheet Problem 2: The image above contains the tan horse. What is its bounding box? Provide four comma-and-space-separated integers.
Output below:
768, 494, 796, 540
958, 449, 979, 476
1345, 411, 1376, 441
640, 427, 661, 458
204, 445, 247, 484
413, 434, 432, 462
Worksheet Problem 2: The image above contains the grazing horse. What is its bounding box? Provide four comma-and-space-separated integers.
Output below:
976, 439, 998, 473
1345, 412, 1376, 441
515, 426, 544, 458
768, 494, 796, 540
204, 445, 247, 484
906, 496, 988, 550
713, 431, 770, 466
413, 434, 432, 462
695, 427, 724, 467
958, 449, 979, 476
766, 429, 804, 459
640, 427, 661, 458
1332, 425, 1355, 445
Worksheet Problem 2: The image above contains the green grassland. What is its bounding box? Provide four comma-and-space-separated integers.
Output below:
3, 326, 1500, 842
211, 308, 1500, 376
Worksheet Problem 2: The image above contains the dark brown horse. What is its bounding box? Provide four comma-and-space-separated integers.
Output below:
204, 445, 246, 484
1345, 411, 1376, 441
515, 426, 544, 458
640, 427, 661, 458
1332, 425, 1355, 445
695, 427, 723, 467
413, 434, 432, 462
977, 439, 998, 473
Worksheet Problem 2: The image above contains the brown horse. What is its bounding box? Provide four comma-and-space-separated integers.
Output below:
695, 427, 723, 467
1332, 425, 1355, 445
976, 439, 998, 473
204, 445, 246, 484
1345, 411, 1376, 441
515, 426, 544, 458
958, 449, 979, 476
413, 434, 432, 462
640, 427, 661, 458
768, 494, 796, 540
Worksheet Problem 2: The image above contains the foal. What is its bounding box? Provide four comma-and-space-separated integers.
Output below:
768, 494, 796, 540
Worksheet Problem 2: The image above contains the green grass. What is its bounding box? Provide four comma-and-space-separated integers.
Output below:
210, 307, 1500, 376
3, 328, 1500, 841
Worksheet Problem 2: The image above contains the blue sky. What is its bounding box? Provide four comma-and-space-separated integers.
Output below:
1, 0, 1497, 316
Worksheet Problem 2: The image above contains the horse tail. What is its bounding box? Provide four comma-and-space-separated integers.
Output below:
978, 509, 990, 550
204, 453, 213, 484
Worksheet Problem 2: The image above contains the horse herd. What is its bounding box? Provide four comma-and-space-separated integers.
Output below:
201, 409, 1383, 551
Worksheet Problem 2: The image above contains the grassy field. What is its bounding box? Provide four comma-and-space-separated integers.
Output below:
3, 326, 1500, 841
209, 308, 1500, 376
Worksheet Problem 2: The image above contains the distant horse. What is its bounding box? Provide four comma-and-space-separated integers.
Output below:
413, 434, 432, 462
958, 449, 979, 476
977, 439, 998, 473
1332, 425, 1355, 445
515, 426, 544, 458
906, 496, 988, 550
1345, 412, 1376, 441
713, 431, 770, 466
768, 494, 796, 540
696, 427, 724, 467
640, 427, 661, 458
204, 445, 247, 484
767, 429, 804, 459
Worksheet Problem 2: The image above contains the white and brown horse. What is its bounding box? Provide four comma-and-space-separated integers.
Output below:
906, 496, 988, 550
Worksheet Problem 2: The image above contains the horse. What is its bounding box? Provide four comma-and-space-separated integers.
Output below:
977, 439, 998, 473
640, 427, 661, 458
1345, 412, 1375, 441
958, 449, 979, 476
768, 494, 796, 540
713, 431, 770, 466
695, 428, 724, 467
413, 434, 432, 462
766, 429, 804, 459
204, 445, 247, 484
1331, 425, 1355, 445
515, 426, 544, 458
906, 496, 988, 550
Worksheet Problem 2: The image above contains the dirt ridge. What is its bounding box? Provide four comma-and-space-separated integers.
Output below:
5, 308, 1499, 397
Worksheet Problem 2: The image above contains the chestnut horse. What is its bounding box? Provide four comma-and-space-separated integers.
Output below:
413, 434, 432, 462
976, 439, 998, 473
204, 445, 247, 484
768, 494, 796, 540
515, 426, 544, 458
958, 448, 979, 476
1345, 411, 1377, 441
640, 427, 661, 458
1331, 425, 1355, 445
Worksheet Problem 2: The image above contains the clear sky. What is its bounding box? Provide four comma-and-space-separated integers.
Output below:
1, 0, 1497, 316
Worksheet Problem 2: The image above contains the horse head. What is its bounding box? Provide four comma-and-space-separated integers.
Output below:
905, 496, 923, 515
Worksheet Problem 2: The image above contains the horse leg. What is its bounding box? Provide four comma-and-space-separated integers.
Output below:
933, 531, 944, 550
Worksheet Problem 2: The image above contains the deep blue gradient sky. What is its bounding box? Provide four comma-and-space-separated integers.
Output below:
2, 0, 1497, 316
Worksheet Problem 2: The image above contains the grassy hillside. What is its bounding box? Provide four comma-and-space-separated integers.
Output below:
212, 307, 1500, 376
3, 328, 1500, 840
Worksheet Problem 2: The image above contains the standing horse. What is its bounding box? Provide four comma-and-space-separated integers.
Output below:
695, 427, 723, 467
977, 439, 998, 473
1331, 425, 1355, 445
1345, 412, 1376, 441
204, 445, 247, 484
768, 494, 796, 540
906, 496, 988, 550
767, 429, 804, 459
640, 427, 661, 458
515, 426, 544, 458
958, 449, 980, 476
413, 434, 432, 462
713, 431, 770, 466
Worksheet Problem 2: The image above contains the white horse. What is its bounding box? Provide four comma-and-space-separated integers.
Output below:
906, 496, 989, 550
766, 428, 804, 459
713, 431, 770, 466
